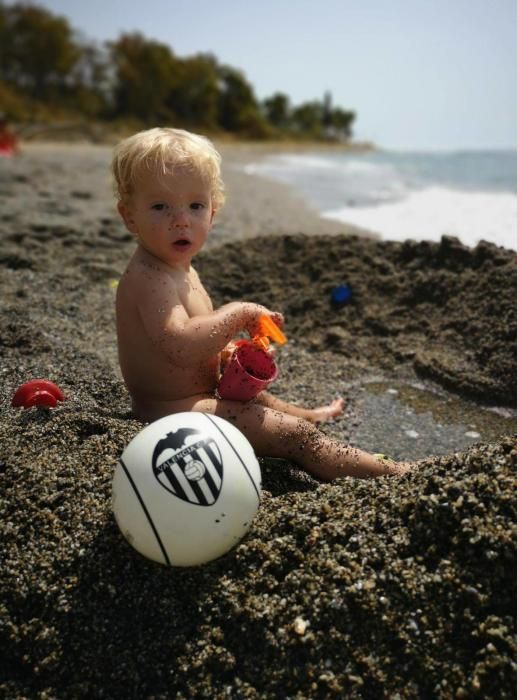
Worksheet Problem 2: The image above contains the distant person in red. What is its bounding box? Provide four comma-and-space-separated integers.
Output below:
0, 114, 19, 156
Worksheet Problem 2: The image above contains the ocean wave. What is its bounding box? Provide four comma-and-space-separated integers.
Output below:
243, 153, 397, 178
241, 153, 408, 208
323, 186, 517, 250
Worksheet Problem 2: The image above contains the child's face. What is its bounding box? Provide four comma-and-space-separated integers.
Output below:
119, 165, 215, 268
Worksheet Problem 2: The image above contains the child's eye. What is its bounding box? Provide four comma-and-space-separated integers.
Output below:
190, 202, 205, 211
151, 203, 167, 211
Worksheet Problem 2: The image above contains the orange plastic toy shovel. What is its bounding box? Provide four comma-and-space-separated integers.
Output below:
252, 315, 287, 350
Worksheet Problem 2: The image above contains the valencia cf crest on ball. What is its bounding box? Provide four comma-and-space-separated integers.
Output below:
152, 427, 223, 506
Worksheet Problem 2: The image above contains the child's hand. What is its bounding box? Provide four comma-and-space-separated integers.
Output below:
246, 304, 284, 337
269, 311, 285, 330
220, 341, 238, 371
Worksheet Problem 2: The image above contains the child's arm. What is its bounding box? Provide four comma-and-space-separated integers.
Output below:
135, 273, 282, 366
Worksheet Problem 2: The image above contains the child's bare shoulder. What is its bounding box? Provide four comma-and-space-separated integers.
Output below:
122, 250, 172, 286
119, 250, 182, 311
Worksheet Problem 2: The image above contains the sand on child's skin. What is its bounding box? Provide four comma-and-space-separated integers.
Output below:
0, 143, 515, 699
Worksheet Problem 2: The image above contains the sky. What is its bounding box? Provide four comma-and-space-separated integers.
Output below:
12, 0, 517, 150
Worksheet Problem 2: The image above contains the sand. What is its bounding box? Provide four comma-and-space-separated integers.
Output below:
0, 143, 516, 699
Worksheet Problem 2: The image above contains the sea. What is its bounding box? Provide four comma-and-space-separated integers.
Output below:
243, 149, 517, 251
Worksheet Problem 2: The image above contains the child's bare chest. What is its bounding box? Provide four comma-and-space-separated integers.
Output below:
179, 272, 213, 316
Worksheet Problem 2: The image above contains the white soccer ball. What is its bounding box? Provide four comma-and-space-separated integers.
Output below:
112, 412, 262, 566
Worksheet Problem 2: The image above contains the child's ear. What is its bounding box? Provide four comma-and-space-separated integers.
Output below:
118, 201, 138, 235
210, 208, 217, 224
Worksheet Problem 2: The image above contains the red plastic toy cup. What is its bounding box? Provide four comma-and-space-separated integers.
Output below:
218, 342, 279, 401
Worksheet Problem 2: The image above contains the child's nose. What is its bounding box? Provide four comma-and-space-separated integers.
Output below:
171, 207, 189, 227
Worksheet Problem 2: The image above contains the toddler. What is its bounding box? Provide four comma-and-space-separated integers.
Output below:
113, 128, 409, 479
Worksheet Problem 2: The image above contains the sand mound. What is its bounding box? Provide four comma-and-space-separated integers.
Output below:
198, 233, 517, 406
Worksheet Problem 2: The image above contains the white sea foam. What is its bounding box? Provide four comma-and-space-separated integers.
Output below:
244, 154, 399, 183
241, 150, 517, 251
323, 187, 517, 251
244, 154, 335, 173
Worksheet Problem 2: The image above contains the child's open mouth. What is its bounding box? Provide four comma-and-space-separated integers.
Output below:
173, 239, 192, 250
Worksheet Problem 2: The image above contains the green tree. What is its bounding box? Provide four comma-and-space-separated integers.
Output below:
109, 33, 180, 122
327, 106, 355, 139
0, 2, 80, 100
217, 65, 271, 137
291, 100, 324, 135
263, 92, 291, 129
167, 53, 220, 130
68, 41, 111, 117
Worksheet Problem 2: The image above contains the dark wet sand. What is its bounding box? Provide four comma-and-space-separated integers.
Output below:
1, 143, 516, 699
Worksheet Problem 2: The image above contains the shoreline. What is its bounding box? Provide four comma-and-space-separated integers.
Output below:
217, 142, 378, 245
219, 143, 517, 254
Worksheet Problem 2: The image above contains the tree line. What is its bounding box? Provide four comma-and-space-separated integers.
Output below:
0, 2, 356, 140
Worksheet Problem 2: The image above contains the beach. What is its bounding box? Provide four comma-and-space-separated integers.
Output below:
1, 142, 516, 699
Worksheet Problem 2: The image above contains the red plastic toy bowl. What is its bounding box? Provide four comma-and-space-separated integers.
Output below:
218, 343, 278, 401
11, 379, 65, 409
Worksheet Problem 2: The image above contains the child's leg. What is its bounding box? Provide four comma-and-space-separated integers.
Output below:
182, 394, 408, 480
255, 391, 345, 424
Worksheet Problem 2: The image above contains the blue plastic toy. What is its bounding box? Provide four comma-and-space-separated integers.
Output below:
331, 284, 353, 306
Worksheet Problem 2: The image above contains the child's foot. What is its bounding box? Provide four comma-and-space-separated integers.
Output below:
373, 453, 411, 476
310, 397, 345, 423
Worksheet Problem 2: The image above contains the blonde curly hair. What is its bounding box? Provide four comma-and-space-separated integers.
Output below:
112, 127, 225, 209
